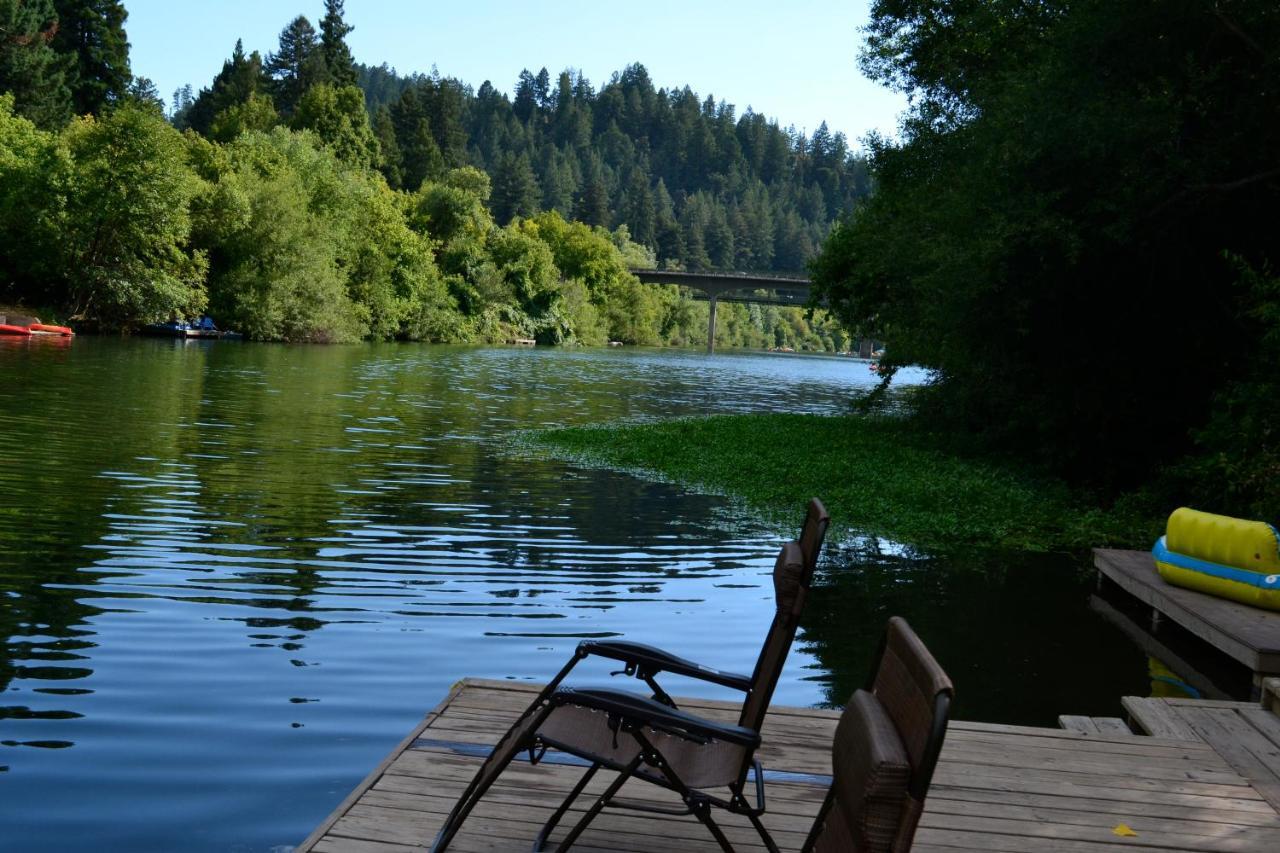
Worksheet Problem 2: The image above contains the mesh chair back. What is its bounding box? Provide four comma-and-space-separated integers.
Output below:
738, 498, 829, 732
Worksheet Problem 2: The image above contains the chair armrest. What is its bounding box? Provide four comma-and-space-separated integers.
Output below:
553, 688, 761, 748
577, 640, 753, 692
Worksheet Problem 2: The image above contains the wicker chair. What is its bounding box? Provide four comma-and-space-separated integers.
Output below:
430, 498, 830, 853
802, 616, 954, 853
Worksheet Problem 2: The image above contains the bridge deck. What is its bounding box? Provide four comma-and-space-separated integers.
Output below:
296, 678, 1279, 853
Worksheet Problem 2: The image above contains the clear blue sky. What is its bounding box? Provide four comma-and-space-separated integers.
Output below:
125, 1, 906, 148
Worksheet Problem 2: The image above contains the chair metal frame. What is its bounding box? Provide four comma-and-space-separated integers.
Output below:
431, 498, 830, 853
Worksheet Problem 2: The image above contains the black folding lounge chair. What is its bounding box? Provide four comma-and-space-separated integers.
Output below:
802, 616, 954, 853
430, 498, 830, 852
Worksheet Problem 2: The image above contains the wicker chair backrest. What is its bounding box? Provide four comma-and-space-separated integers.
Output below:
871, 617, 952, 772
804, 617, 953, 853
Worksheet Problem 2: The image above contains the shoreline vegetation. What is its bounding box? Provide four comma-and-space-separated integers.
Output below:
1, 2, 866, 353
0, 94, 848, 352
521, 413, 1162, 553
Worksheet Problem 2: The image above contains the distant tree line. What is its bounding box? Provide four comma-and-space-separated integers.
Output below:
0, 1, 849, 351
812, 0, 1280, 518
351, 61, 871, 274
167, 12, 870, 275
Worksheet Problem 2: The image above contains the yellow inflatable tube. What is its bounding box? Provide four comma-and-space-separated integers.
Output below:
1153, 508, 1280, 611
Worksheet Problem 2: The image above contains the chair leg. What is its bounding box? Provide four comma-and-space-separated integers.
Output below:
553, 753, 645, 852
746, 810, 781, 853
533, 763, 600, 852
690, 800, 735, 853
431, 702, 556, 852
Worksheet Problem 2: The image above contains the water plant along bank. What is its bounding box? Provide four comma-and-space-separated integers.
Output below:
526, 412, 1163, 552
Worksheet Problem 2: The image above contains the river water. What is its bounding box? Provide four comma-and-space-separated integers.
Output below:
0, 338, 1227, 852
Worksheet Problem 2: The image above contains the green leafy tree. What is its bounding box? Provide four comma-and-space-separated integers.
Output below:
51, 0, 131, 115
289, 83, 378, 169
0, 0, 71, 127
55, 103, 207, 324
813, 0, 1280, 497
0, 91, 65, 298
192, 128, 363, 342
209, 91, 277, 142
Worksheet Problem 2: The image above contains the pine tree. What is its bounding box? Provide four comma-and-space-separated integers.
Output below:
425, 78, 466, 167
491, 151, 540, 224
52, 0, 131, 115
0, 0, 71, 127
705, 202, 735, 269
126, 75, 162, 112
620, 170, 655, 247
533, 67, 551, 110
574, 177, 609, 227
652, 178, 683, 266
373, 105, 402, 188
266, 16, 321, 117
319, 0, 356, 88
401, 117, 444, 191
183, 39, 272, 137
512, 69, 536, 123
538, 147, 577, 214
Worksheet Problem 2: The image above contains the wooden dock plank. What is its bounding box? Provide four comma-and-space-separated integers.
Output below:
1123, 696, 1280, 815
1094, 549, 1280, 680
1168, 704, 1280, 812
1123, 696, 1205, 741
1058, 714, 1100, 733
1059, 715, 1132, 736
299, 679, 1280, 853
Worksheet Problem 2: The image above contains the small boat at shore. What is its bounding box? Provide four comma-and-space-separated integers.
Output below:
0, 313, 74, 337
142, 317, 243, 340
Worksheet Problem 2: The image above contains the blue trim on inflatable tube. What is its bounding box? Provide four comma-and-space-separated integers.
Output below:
1152, 536, 1280, 590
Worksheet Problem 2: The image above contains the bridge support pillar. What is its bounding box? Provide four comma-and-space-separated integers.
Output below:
707, 294, 718, 354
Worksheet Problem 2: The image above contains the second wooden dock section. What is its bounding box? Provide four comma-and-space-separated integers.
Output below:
298, 678, 1280, 853
1095, 548, 1280, 694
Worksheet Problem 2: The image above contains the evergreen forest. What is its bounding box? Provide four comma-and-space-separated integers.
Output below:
0, 0, 856, 351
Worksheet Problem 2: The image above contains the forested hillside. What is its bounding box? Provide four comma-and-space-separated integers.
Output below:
0, 0, 852, 350
353, 62, 871, 273
167, 18, 869, 274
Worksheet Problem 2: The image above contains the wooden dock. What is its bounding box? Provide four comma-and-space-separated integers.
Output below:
1124, 689, 1280, 813
1094, 548, 1280, 693
297, 678, 1280, 853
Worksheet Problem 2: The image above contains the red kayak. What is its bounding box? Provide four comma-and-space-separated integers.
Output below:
28, 323, 74, 336
0, 324, 33, 336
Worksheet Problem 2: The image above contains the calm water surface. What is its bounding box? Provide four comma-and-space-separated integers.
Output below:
0, 339, 1226, 852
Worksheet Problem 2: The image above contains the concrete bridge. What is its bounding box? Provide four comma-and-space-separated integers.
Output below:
630, 269, 813, 353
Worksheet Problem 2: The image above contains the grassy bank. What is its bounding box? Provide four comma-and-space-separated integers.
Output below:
522, 413, 1161, 552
